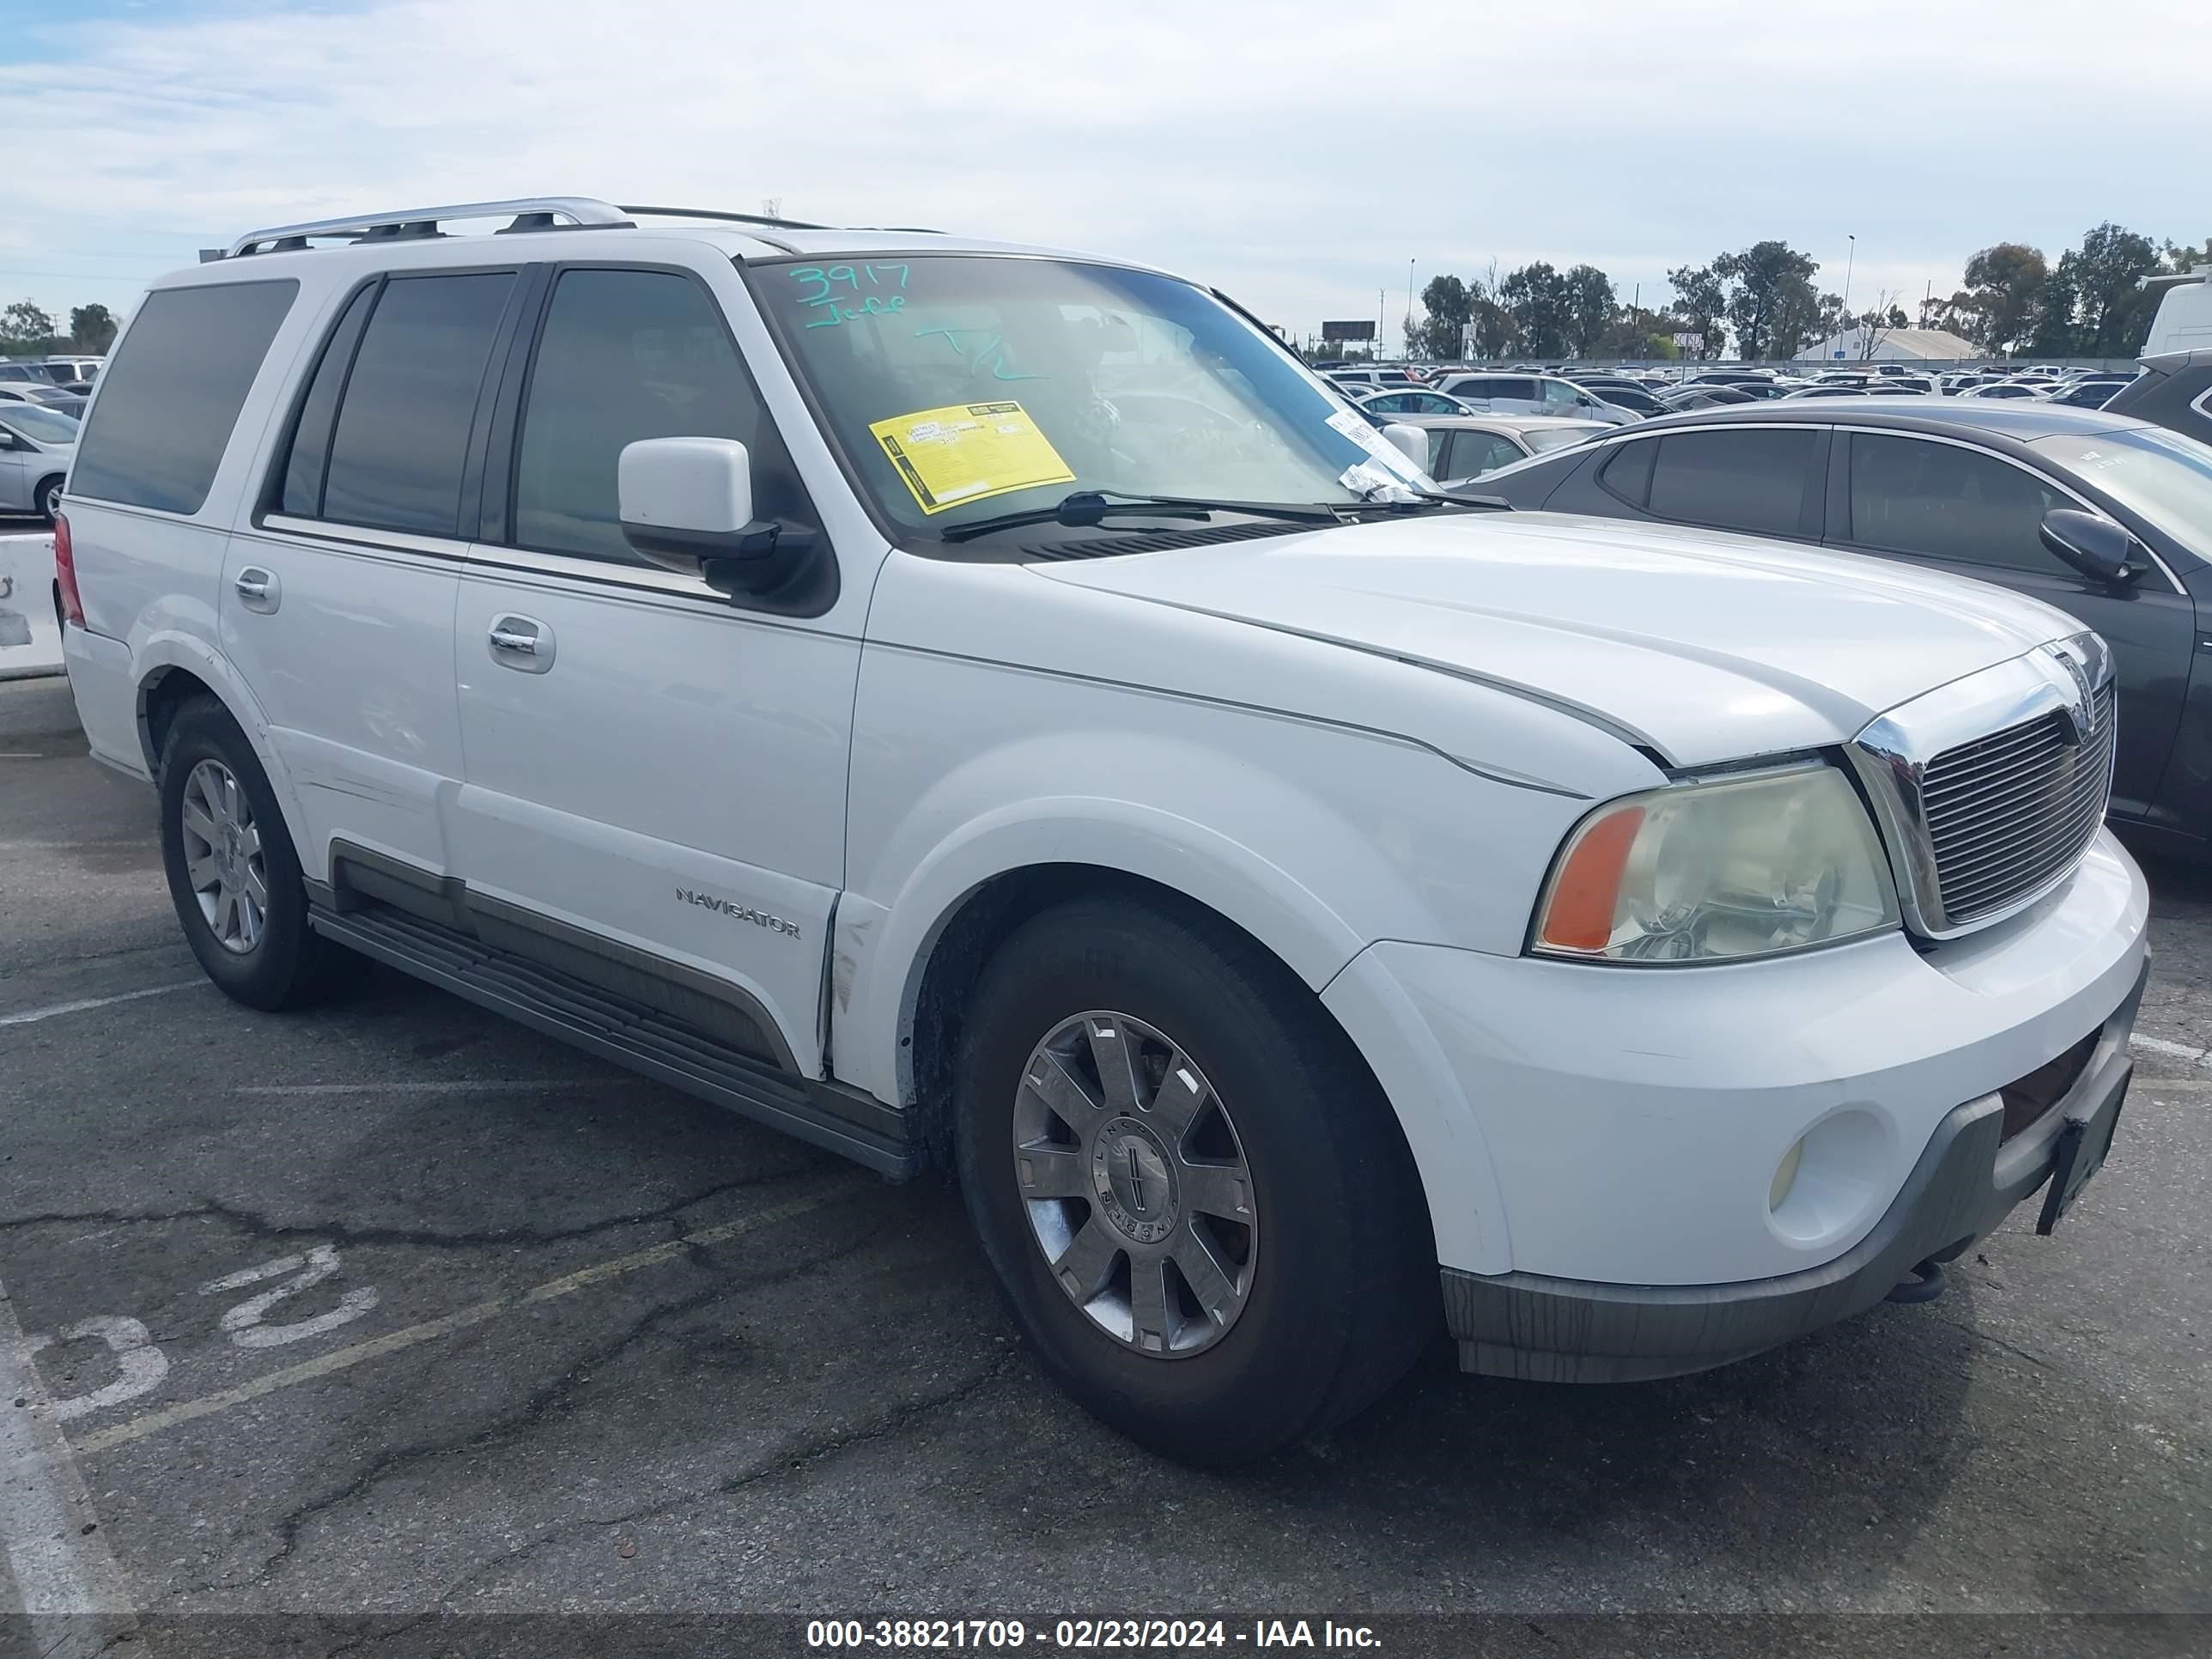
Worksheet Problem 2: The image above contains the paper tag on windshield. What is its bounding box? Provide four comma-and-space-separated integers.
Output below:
869, 401, 1075, 514
1326, 407, 1425, 477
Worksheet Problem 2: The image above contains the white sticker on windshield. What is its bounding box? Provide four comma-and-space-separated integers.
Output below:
1325, 408, 1426, 479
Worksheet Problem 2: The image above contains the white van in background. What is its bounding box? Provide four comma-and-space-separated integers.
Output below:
2141, 267, 2212, 357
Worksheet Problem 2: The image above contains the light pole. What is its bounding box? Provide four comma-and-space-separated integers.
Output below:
1406, 258, 1418, 360
1841, 234, 1856, 328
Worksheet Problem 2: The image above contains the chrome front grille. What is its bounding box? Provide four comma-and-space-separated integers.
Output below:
1848, 633, 2118, 939
1920, 681, 2115, 924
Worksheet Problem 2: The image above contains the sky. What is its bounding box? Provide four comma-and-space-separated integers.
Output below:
3, 0, 2205, 352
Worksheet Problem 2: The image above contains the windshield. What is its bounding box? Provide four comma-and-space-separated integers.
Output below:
2032, 427, 2212, 534
750, 255, 1428, 541
0, 405, 80, 443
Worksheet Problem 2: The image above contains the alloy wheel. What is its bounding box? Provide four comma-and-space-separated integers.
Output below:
1012, 1011, 1257, 1357
179, 759, 267, 954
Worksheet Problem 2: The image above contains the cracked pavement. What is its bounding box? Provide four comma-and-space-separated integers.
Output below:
2, 672, 2209, 1651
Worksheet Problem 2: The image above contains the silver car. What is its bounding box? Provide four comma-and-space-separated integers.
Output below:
0, 404, 77, 521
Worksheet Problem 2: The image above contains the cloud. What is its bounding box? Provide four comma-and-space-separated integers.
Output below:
4, 0, 2205, 337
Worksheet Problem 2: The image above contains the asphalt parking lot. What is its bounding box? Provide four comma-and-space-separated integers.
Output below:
2, 668, 2208, 1656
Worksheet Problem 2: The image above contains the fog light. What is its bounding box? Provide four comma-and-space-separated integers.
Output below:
1769, 1139, 1804, 1212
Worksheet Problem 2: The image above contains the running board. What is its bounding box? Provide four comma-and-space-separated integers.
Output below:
308, 904, 918, 1178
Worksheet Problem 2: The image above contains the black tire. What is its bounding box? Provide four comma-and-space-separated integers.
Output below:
956, 893, 1437, 1466
157, 696, 362, 1011
36, 475, 63, 525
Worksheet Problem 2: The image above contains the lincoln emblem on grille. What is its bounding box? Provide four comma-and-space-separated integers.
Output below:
2038, 640, 2096, 746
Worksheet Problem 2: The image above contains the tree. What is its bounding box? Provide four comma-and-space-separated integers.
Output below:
1665, 263, 1729, 359
2027, 263, 2081, 357
2163, 238, 2211, 275
2055, 222, 2160, 356
1560, 264, 1616, 359
1851, 291, 1906, 361
68, 304, 116, 352
1414, 273, 1471, 361
0, 300, 56, 356
1498, 261, 1572, 358
1712, 240, 1822, 362
1953, 243, 2048, 356
1595, 305, 1679, 360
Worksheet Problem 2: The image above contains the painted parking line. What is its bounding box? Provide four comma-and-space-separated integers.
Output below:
67, 1182, 857, 1456
0, 1279, 145, 1656
0, 982, 201, 1029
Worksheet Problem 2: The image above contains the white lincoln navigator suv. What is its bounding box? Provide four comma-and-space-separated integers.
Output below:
58, 198, 2148, 1464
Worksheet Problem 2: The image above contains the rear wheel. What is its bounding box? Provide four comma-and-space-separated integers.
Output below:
956, 894, 1435, 1465
36, 476, 62, 524
157, 697, 361, 1010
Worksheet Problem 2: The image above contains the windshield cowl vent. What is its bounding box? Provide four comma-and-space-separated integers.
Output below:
1023, 520, 1322, 562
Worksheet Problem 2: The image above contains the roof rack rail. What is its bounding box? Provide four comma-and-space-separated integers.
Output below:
617, 204, 832, 232
223, 197, 634, 259
217, 196, 942, 264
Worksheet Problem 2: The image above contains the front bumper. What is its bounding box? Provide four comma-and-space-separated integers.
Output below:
1440, 960, 2144, 1382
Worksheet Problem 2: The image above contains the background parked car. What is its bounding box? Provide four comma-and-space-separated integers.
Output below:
1656, 385, 1759, 410
0, 404, 78, 521
2103, 349, 2212, 446
2045, 374, 2141, 410
0, 383, 86, 414
1387, 412, 1611, 481
1431, 370, 1635, 424
1481, 400, 2212, 857
1354, 387, 1479, 417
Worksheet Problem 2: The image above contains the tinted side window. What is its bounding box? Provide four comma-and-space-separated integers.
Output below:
1597, 437, 1656, 507
277, 283, 378, 517
1845, 433, 2063, 570
321, 272, 515, 537
70, 280, 297, 514
512, 269, 774, 563
1646, 428, 1815, 537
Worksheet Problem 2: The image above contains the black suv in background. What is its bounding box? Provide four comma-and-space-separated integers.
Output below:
1483, 401, 2212, 857
2104, 350, 2212, 447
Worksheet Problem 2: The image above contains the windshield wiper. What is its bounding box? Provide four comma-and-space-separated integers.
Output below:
939, 489, 1346, 544
1347, 488, 1515, 514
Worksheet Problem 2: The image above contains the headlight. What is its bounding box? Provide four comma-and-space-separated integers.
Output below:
1530, 763, 1899, 963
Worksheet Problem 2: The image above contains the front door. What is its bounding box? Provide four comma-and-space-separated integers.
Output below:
452, 262, 854, 1077
1827, 429, 2196, 819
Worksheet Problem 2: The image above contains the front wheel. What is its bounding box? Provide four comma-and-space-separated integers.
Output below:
956, 895, 1436, 1465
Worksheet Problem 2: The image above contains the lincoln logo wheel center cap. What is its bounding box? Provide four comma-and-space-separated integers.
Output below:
1092, 1117, 1178, 1245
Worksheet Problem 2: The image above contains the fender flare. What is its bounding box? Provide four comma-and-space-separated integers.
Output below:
842, 800, 1510, 1272
130, 629, 312, 853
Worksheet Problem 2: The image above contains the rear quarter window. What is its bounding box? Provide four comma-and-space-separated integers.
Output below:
69, 280, 298, 515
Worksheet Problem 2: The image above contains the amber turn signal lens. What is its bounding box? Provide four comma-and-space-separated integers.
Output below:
1535, 804, 1644, 953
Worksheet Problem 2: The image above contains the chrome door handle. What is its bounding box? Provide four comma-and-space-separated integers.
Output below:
234, 567, 280, 613
487, 614, 555, 673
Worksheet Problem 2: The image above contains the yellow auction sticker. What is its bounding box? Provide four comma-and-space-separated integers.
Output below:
868, 401, 1076, 514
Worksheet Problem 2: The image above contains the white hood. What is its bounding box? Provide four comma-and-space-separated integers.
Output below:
1033, 510, 2084, 766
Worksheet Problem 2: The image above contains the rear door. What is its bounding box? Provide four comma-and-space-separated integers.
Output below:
1824, 428, 2194, 818
226, 266, 526, 881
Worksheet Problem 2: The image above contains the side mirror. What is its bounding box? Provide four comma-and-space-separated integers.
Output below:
618, 436, 816, 599
2039, 507, 2142, 586
1381, 422, 1430, 469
